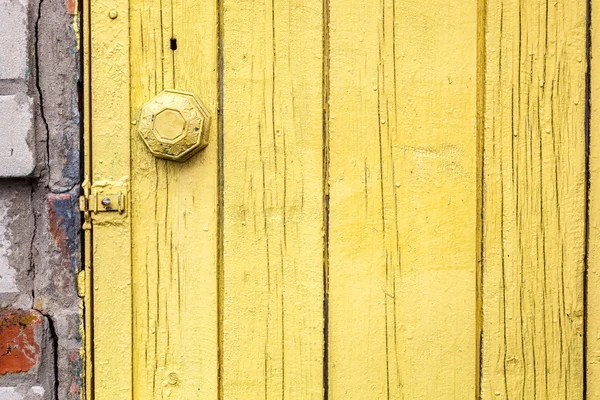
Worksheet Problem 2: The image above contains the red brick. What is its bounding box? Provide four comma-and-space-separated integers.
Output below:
0, 310, 42, 374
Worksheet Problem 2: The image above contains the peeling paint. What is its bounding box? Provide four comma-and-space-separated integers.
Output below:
70, 0, 79, 50
47, 193, 80, 296
66, 349, 81, 399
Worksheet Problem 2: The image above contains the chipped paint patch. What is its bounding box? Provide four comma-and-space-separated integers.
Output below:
47, 193, 80, 297
70, 0, 79, 50
66, 349, 81, 399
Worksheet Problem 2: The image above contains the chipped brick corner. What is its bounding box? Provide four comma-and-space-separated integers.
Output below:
0, 309, 56, 399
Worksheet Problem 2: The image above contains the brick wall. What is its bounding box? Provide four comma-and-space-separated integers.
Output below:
0, 0, 82, 398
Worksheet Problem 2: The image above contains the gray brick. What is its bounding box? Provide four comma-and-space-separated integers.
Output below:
0, 0, 29, 80
0, 386, 46, 399
0, 94, 35, 177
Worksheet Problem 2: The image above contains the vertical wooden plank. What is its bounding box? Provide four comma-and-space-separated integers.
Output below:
129, 0, 219, 397
327, 0, 480, 398
481, 0, 587, 398
588, 0, 600, 397
221, 0, 324, 398
90, 0, 132, 397
82, 0, 92, 396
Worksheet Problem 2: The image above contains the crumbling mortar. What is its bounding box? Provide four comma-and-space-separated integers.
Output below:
32, 0, 66, 391
32, 306, 60, 400
29, 184, 37, 301
49, 184, 78, 195
20, 0, 83, 396
28, 183, 60, 400
29, 181, 65, 400
34, 0, 50, 183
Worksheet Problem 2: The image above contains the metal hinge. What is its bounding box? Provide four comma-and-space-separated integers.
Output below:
79, 175, 127, 230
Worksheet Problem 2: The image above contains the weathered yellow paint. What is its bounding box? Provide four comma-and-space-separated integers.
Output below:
88, 0, 219, 397
327, 0, 481, 397
89, 0, 133, 396
481, 0, 587, 398
128, 0, 219, 396
589, 1, 600, 397
221, 0, 325, 398
86, 0, 592, 397
82, 0, 91, 395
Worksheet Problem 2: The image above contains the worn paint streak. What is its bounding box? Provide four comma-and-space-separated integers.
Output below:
48, 193, 80, 296
67, 348, 82, 399
70, 0, 80, 50
327, 0, 480, 398
221, 0, 324, 398
481, 0, 587, 398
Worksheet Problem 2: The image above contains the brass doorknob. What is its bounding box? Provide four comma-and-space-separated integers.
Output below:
137, 89, 210, 161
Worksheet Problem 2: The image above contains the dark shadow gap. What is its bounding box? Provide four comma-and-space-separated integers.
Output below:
322, 0, 331, 398
583, 0, 592, 397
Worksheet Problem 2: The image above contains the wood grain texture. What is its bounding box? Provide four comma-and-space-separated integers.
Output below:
327, 0, 480, 397
89, 0, 133, 397
481, 0, 587, 398
221, 0, 324, 398
129, 0, 219, 397
588, 0, 600, 397
88, 0, 591, 397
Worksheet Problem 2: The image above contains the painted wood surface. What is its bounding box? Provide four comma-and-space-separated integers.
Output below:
221, 0, 325, 398
481, 0, 587, 398
89, 0, 133, 397
588, 1, 600, 397
81, 0, 92, 395
327, 0, 481, 398
87, 0, 592, 397
128, 0, 219, 397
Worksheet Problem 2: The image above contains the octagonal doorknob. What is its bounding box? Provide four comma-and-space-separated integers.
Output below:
137, 89, 210, 162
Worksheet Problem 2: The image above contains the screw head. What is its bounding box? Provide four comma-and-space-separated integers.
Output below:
108, 9, 118, 19
101, 198, 112, 207
168, 372, 179, 385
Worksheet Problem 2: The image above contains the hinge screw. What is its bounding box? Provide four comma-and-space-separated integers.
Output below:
101, 198, 112, 208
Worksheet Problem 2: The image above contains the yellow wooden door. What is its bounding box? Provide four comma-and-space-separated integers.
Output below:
82, 0, 590, 398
